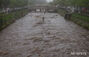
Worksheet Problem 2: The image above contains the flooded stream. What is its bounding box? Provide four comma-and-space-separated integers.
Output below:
0, 13, 89, 57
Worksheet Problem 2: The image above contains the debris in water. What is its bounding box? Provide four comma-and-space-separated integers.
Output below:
0, 50, 9, 55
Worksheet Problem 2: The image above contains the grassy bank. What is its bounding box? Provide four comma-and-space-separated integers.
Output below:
57, 9, 89, 30
0, 9, 28, 30
71, 13, 89, 29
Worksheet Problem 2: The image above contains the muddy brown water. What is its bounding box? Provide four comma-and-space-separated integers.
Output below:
0, 13, 89, 57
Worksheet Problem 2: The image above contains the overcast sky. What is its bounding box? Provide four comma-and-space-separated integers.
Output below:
46, 0, 53, 2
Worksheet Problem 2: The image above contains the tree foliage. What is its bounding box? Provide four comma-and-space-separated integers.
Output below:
52, 0, 89, 7
0, 0, 47, 8
0, 0, 28, 8
0, 0, 10, 8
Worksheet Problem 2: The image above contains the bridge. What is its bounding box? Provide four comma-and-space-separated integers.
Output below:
28, 4, 57, 12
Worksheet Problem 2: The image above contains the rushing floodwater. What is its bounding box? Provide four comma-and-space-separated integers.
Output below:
0, 13, 89, 57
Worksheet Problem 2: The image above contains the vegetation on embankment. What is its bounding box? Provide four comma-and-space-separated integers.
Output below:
0, 9, 28, 30
71, 13, 89, 30
57, 9, 89, 30
57, 9, 67, 16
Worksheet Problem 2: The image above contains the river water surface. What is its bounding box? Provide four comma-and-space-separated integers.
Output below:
0, 13, 89, 57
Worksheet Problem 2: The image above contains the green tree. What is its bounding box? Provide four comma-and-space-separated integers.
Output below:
52, 0, 89, 7
0, 0, 28, 8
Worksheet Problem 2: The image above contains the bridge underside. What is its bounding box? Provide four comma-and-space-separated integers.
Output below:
28, 5, 57, 12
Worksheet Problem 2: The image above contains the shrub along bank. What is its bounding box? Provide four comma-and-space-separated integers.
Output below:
71, 13, 89, 29
57, 9, 67, 16
57, 9, 89, 30
0, 9, 28, 30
